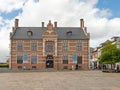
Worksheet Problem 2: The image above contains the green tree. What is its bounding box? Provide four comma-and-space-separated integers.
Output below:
99, 43, 120, 69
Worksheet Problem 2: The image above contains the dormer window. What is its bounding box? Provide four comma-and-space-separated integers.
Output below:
66, 31, 72, 36
27, 31, 33, 37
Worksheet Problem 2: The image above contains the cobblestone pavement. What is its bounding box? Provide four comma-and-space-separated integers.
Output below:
0, 70, 120, 90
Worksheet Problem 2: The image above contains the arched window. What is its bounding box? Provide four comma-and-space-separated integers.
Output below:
27, 31, 33, 37
66, 31, 72, 36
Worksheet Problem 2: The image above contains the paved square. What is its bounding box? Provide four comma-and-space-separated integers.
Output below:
0, 70, 120, 90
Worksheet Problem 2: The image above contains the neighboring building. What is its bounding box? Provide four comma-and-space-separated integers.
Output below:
89, 47, 94, 69
111, 37, 120, 69
91, 37, 120, 70
91, 48, 99, 69
10, 19, 90, 70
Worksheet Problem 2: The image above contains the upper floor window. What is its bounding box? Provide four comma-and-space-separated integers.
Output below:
17, 42, 23, 50
45, 41, 54, 52
31, 42, 37, 51
17, 55, 23, 64
76, 41, 82, 50
62, 55, 68, 64
62, 41, 68, 51
31, 56, 37, 64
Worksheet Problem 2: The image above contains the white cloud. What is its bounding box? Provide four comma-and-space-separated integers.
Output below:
0, 0, 26, 13
0, 0, 120, 62
0, 17, 12, 62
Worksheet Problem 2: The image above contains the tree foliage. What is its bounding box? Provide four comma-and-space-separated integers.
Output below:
99, 43, 120, 64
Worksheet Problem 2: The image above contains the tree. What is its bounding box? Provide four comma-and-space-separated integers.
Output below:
99, 43, 120, 69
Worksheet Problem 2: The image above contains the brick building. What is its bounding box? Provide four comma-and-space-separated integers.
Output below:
10, 19, 90, 70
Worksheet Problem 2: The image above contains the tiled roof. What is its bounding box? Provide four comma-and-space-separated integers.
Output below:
12, 27, 89, 40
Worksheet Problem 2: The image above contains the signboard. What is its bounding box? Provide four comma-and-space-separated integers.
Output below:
23, 52, 28, 63
72, 52, 78, 63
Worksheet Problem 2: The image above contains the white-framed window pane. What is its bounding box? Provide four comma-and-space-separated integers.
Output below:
62, 56, 68, 64
31, 43, 37, 51
76, 42, 82, 50
31, 56, 37, 64
17, 42, 23, 50
62, 42, 68, 51
17, 56, 23, 64
45, 41, 54, 52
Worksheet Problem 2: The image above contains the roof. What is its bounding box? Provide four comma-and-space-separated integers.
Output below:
11, 27, 89, 40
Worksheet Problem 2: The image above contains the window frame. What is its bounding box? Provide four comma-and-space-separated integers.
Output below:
62, 41, 68, 51
31, 42, 37, 51
62, 55, 68, 64
31, 56, 37, 64
17, 42, 23, 50
17, 55, 23, 64
76, 41, 82, 51
45, 41, 54, 53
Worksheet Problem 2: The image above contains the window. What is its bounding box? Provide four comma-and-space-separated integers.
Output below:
76, 42, 82, 50
62, 41, 68, 51
31, 56, 37, 64
31, 42, 37, 51
17, 42, 23, 50
66, 31, 72, 36
17, 55, 23, 64
62, 55, 68, 64
45, 41, 54, 52
27, 31, 33, 36
77, 56, 82, 64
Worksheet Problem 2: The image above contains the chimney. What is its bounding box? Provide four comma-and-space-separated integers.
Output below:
80, 19, 84, 28
54, 21, 57, 28
15, 19, 19, 28
42, 22, 44, 27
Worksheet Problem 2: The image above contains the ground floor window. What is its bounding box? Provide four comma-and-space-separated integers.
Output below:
62, 56, 68, 64
17, 56, 23, 64
77, 56, 82, 64
31, 56, 37, 64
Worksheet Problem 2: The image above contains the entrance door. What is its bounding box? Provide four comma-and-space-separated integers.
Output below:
46, 55, 54, 68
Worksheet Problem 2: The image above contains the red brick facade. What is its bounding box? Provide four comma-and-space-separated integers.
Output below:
10, 19, 90, 70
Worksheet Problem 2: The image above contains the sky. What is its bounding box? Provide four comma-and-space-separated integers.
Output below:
0, 0, 120, 62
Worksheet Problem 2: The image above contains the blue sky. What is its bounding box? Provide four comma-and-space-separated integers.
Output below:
0, 0, 120, 20
96, 0, 120, 18
0, 9, 22, 20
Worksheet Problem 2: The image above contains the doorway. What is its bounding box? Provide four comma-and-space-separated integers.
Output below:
46, 55, 54, 68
